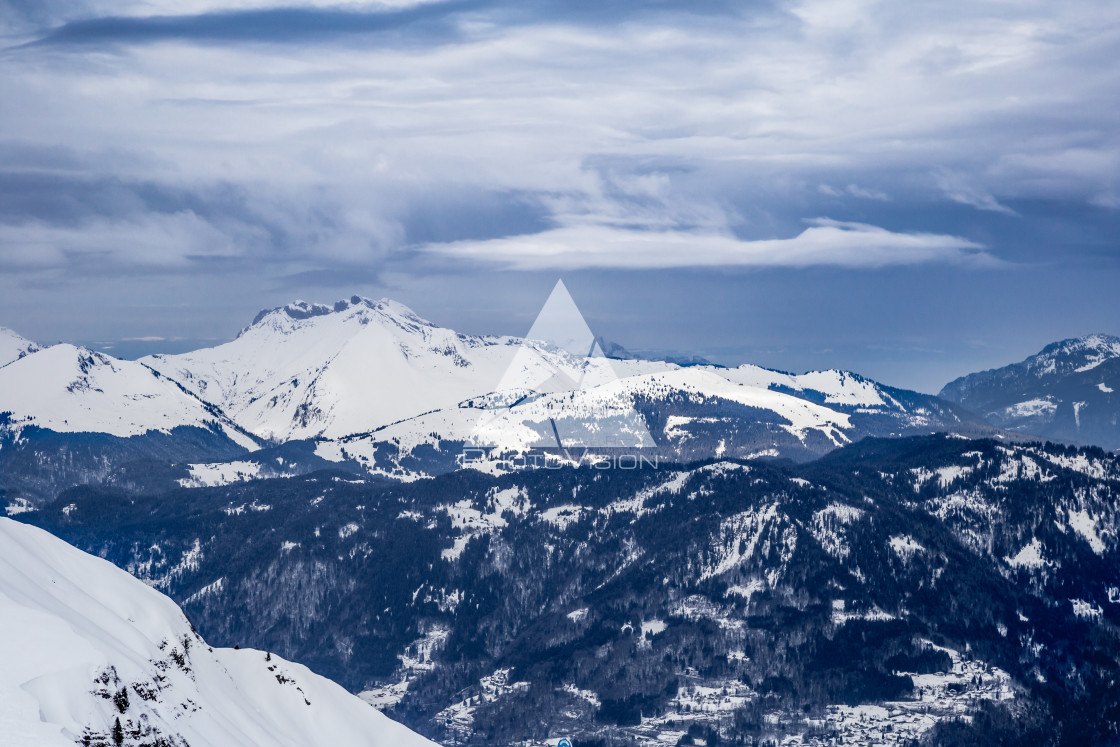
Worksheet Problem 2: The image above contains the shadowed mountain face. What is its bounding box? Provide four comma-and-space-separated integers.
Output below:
18, 435, 1120, 746
940, 335, 1120, 450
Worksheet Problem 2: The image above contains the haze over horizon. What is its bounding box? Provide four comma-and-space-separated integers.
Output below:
2, 0, 1118, 393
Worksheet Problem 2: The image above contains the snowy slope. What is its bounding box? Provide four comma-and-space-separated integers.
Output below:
1016, 334, 1120, 377
721, 365, 893, 408
121, 295, 983, 480
0, 326, 40, 368
0, 344, 256, 448
0, 517, 437, 747
468, 366, 853, 448
312, 367, 921, 479
143, 296, 669, 442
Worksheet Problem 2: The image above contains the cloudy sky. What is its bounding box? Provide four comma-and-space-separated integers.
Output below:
1, 0, 1117, 392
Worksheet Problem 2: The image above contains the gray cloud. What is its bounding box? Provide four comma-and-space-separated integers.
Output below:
13, 0, 777, 48
25, 4, 478, 47
819, 184, 891, 202
934, 170, 1017, 215
3, 0, 1115, 278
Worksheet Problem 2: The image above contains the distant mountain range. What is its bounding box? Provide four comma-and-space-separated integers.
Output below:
0, 296, 1002, 502
594, 334, 716, 367
1, 296, 1116, 504
940, 334, 1120, 450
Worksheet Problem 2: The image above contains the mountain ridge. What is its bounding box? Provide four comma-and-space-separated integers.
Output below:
0, 517, 435, 747
940, 333, 1120, 450
0, 296, 1008, 500
0, 342, 256, 447
0, 325, 41, 368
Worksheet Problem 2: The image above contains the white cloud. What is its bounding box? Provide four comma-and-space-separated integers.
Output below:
934, 171, 1017, 215
819, 184, 891, 201
423, 218, 992, 270
1090, 192, 1120, 210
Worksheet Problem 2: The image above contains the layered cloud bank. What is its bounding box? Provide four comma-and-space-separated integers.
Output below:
2, 0, 1116, 278
1, 0, 1117, 390
425, 220, 993, 270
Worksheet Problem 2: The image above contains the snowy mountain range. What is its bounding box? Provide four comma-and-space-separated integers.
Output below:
0, 295, 1000, 500
3, 296, 1116, 502
0, 517, 434, 747
940, 334, 1120, 449
140, 296, 982, 451
0, 343, 255, 447
142, 297, 538, 443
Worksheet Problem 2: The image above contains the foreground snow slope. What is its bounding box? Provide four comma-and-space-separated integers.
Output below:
0, 518, 437, 747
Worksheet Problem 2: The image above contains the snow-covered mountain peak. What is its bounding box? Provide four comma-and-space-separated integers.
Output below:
0, 325, 40, 368
940, 333, 1120, 449
1028, 334, 1120, 376
1048, 333, 1120, 352
145, 295, 528, 441
241, 296, 432, 339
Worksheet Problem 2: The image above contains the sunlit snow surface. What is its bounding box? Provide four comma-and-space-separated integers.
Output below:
0, 343, 255, 447
0, 299, 956, 486
0, 326, 39, 367
0, 518, 436, 747
142, 298, 908, 452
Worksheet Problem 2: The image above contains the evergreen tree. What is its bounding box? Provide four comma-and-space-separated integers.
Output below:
114, 686, 129, 713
